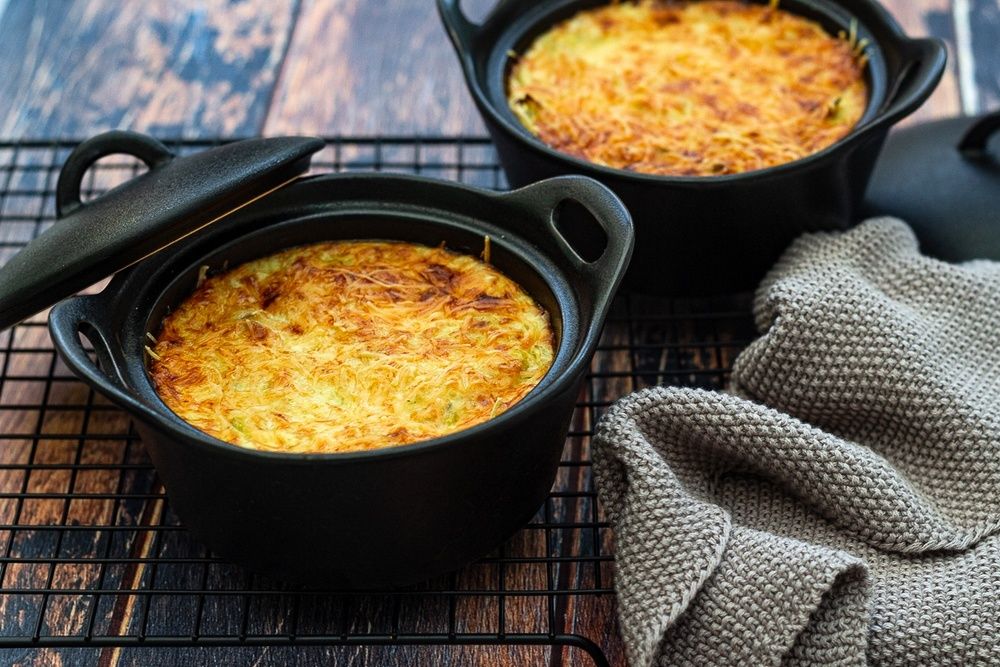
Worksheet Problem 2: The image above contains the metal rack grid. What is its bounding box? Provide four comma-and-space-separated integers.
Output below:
0, 138, 755, 666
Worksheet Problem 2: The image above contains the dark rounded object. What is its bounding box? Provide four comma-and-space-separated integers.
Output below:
439, 0, 947, 294
47, 144, 633, 588
0, 131, 324, 331
863, 111, 1000, 262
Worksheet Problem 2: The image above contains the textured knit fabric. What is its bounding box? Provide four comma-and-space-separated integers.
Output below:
592, 218, 1000, 667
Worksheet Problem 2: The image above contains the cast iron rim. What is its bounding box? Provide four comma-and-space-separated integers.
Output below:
65, 173, 626, 466
461, 0, 925, 185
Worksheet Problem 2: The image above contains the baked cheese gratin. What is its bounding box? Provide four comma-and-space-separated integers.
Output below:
148, 241, 555, 454
507, 0, 868, 176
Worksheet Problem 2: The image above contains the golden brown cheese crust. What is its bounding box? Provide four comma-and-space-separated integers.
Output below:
507, 0, 868, 176
149, 241, 555, 454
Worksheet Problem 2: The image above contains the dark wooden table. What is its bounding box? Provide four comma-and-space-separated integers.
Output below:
0, 1, 997, 666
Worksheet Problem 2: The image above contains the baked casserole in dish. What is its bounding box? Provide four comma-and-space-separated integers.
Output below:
507, 0, 868, 176
149, 240, 555, 454
440, 0, 946, 293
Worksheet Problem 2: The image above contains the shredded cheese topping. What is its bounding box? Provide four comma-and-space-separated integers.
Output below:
507, 0, 868, 176
149, 241, 555, 454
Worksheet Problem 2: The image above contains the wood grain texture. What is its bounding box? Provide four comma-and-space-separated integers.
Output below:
0, 0, 299, 138
882, 0, 964, 122
263, 0, 495, 136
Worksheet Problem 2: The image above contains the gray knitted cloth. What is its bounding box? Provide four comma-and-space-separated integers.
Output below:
592, 218, 1000, 666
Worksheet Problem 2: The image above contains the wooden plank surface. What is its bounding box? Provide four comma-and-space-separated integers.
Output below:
0, 2, 997, 667
888, 0, 963, 122
262, 0, 493, 136
0, 0, 300, 138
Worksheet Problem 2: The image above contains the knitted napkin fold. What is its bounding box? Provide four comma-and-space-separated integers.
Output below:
592, 218, 1000, 667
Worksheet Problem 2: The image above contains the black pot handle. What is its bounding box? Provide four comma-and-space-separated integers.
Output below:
958, 111, 1000, 161
48, 296, 157, 421
501, 175, 634, 295
873, 38, 947, 128
437, 0, 521, 60
56, 130, 174, 218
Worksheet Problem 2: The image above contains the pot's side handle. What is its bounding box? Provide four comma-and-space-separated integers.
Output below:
958, 111, 1000, 162
502, 175, 635, 300
873, 38, 947, 129
56, 131, 174, 218
48, 297, 157, 421
436, 0, 521, 62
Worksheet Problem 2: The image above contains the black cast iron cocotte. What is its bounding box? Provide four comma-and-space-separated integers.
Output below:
45, 137, 634, 588
438, 0, 947, 295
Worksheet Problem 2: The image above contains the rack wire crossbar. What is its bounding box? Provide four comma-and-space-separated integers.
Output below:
0, 137, 754, 666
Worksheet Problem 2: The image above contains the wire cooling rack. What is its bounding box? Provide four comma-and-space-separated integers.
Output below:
0, 138, 755, 666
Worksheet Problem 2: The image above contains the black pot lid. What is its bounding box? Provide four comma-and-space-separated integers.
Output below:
863, 111, 1000, 262
0, 131, 325, 331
